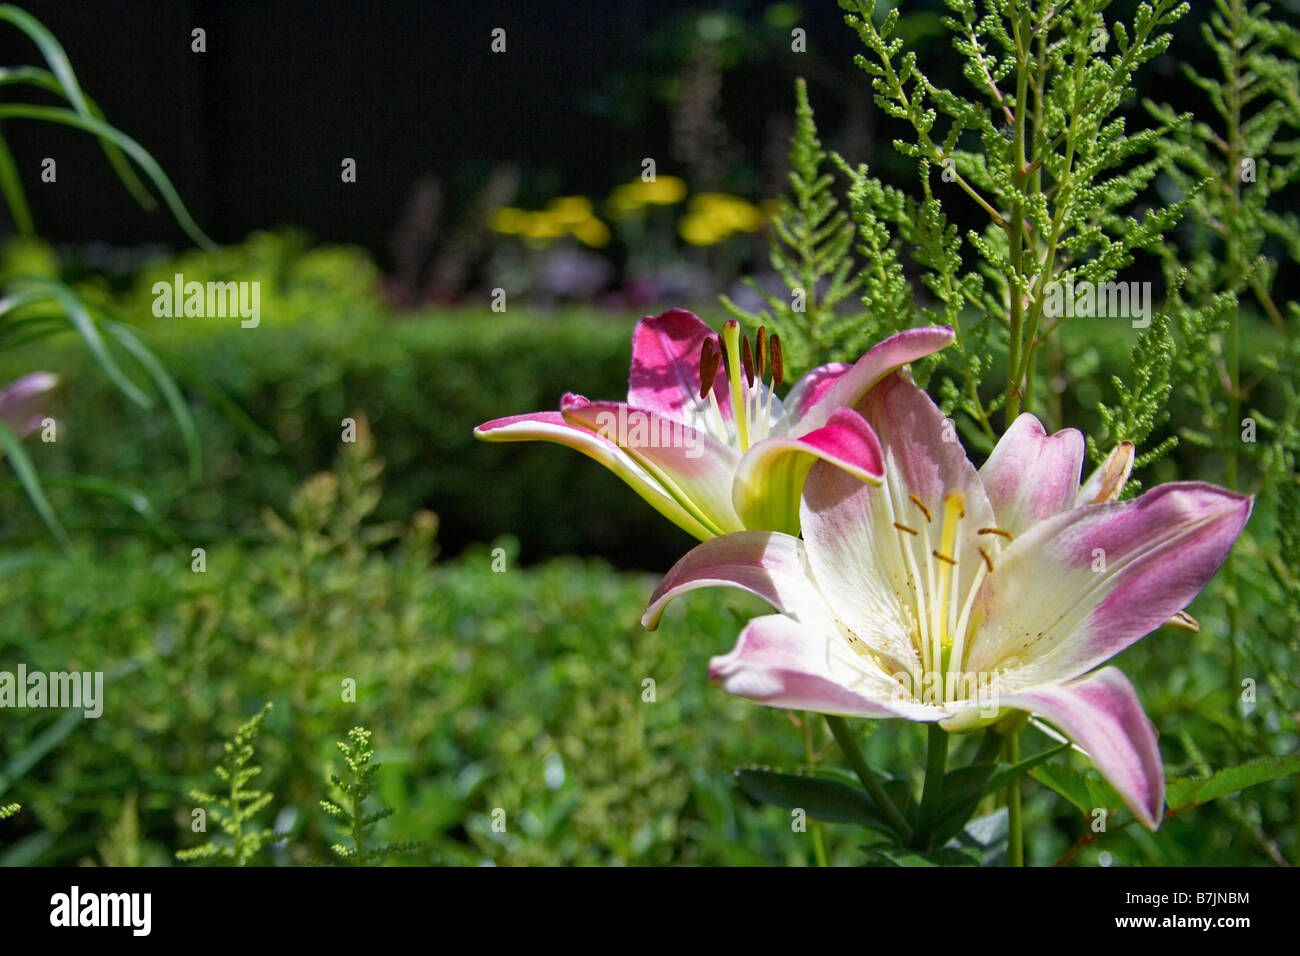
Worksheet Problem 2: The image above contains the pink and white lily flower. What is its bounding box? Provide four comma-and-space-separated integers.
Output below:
643, 370, 1252, 828
476, 308, 954, 539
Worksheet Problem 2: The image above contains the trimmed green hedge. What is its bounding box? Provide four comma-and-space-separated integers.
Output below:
0, 298, 701, 569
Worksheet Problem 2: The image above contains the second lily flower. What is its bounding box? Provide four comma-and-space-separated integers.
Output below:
476, 308, 954, 538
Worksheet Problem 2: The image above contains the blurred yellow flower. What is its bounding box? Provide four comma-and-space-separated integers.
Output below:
489, 198, 610, 248
570, 217, 611, 248
489, 206, 530, 234
606, 176, 688, 218
677, 193, 767, 245
546, 196, 595, 225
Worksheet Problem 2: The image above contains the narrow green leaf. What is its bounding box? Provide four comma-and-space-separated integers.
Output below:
0, 104, 215, 251
931, 742, 1069, 843
0, 418, 68, 548
0, 129, 33, 234
5, 277, 152, 408
733, 767, 893, 832
106, 320, 202, 482
0, 6, 157, 210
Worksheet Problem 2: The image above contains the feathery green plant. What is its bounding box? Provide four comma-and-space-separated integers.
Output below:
0, 802, 18, 821
177, 703, 276, 866
321, 727, 424, 865
710, 0, 1300, 865
722, 78, 877, 375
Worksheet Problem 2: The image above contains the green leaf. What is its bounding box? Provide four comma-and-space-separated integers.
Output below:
864, 845, 982, 866
733, 767, 893, 832
930, 742, 1069, 844
4, 277, 152, 408
1166, 756, 1300, 811
944, 807, 1008, 868
0, 104, 214, 251
0, 418, 68, 548
38, 475, 176, 544
0, 132, 33, 234
1031, 763, 1121, 817
106, 320, 203, 482
0, 6, 159, 211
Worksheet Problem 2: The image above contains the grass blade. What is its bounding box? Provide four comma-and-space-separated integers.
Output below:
0, 5, 158, 211
5, 276, 152, 408
0, 417, 68, 548
0, 104, 215, 251
0, 129, 33, 234
105, 320, 202, 482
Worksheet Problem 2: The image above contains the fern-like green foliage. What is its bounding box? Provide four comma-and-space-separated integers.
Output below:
729, 1, 1205, 459
843, 0, 1195, 426
721, 78, 874, 376
321, 727, 423, 865
1147, 0, 1300, 475
177, 703, 276, 866
1148, 0, 1299, 321
0, 802, 19, 821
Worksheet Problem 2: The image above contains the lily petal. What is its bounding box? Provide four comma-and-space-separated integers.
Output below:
999, 668, 1164, 829
626, 307, 732, 422
800, 374, 994, 682
561, 396, 743, 536
708, 613, 944, 721
781, 361, 850, 423
1077, 440, 1135, 506
967, 482, 1253, 685
0, 372, 58, 437
793, 326, 954, 436
642, 530, 824, 629
474, 406, 716, 541
731, 407, 885, 536
979, 413, 1085, 536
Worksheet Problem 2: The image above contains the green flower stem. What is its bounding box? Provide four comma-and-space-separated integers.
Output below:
801, 711, 829, 867
825, 715, 912, 843
917, 723, 949, 845
1005, 728, 1024, 866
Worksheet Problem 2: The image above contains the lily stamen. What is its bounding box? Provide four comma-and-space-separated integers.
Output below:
910, 494, 932, 522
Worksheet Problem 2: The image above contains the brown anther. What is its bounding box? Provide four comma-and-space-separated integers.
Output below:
893, 522, 919, 536
756, 326, 768, 379
717, 335, 730, 378
909, 494, 932, 523
932, 550, 956, 566
978, 546, 994, 573
741, 335, 755, 387
977, 527, 1013, 539
699, 338, 720, 399
769, 334, 784, 388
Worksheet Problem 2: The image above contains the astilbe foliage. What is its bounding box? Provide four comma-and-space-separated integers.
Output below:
321, 727, 424, 865
722, 78, 873, 376
176, 703, 276, 866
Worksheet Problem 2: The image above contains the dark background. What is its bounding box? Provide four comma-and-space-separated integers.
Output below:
1, 1, 1295, 292
0, 1, 870, 262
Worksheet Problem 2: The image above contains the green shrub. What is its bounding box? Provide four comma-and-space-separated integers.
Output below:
0, 436, 837, 865
0, 232, 702, 567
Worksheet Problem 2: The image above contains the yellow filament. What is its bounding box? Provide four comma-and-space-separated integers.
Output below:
934, 493, 964, 697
